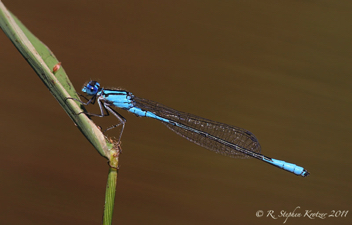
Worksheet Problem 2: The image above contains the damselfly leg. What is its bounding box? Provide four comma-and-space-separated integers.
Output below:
66, 95, 127, 143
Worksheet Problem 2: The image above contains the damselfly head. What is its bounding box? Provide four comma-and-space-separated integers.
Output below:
82, 80, 100, 95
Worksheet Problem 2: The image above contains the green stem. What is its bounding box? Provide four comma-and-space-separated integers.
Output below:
103, 143, 120, 225
103, 167, 118, 225
0, 2, 122, 224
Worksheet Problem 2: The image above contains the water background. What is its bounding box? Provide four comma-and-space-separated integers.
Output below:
1, 1, 351, 224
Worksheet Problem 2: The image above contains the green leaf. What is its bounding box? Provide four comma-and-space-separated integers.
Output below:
0, 2, 114, 159
0, 3, 121, 223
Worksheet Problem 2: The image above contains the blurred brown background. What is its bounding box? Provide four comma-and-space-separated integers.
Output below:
1, 0, 351, 224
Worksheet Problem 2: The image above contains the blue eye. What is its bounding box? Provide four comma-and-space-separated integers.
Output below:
88, 81, 100, 89
82, 81, 100, 95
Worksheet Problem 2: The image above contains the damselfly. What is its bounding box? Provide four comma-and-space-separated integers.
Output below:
70, 81, 309, 177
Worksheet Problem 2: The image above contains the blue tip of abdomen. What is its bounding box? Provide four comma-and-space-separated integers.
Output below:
264, 158, 309, 177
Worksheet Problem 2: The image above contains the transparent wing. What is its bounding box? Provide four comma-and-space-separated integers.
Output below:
134, 97, 261, 158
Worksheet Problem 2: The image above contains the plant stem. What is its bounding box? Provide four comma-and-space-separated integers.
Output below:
103, 143, 121, 225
